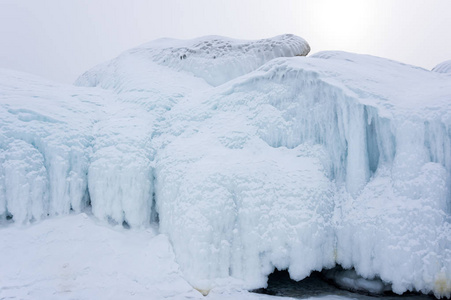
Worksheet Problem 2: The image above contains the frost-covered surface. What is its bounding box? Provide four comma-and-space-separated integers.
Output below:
433, 60, 451, 74
1, 35, 451, 298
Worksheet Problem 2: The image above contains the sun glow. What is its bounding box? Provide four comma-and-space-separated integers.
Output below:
306, 0, 379, 51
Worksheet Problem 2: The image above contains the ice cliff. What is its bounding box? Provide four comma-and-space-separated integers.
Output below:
1, 35, 450, 298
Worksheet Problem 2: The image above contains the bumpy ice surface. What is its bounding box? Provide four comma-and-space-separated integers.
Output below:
1, 34, 450, 298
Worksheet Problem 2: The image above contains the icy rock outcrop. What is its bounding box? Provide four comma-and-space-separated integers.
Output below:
76, 34, 310, 87
433, 60, 451, 74
1, 35, 451, 298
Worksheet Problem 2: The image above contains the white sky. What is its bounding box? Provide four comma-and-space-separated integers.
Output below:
1, 0, 450, 83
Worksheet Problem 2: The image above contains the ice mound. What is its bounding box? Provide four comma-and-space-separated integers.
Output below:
76, 34, 310, 87
1, 35, 451, 298
433, 60, 451, 74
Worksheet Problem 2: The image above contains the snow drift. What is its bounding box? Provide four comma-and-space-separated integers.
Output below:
1, 35, 450, 298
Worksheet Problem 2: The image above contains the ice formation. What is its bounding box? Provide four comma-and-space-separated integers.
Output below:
1, 35, 450, 298
323, 268, 391, 295
433, 60, 451, 74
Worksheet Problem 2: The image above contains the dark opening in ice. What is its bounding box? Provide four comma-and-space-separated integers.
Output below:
252, 269, 436, 300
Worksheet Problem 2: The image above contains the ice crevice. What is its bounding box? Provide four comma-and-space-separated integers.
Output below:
1, 36, 451, 298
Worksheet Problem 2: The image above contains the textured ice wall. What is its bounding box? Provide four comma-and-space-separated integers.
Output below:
155, 135, 336, 289
0, 70, 99, 224
0, 70, 156, 228
86, 100, 155, 228
433, 60, 451, 74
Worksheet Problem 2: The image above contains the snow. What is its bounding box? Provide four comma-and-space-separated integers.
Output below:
433, 60, 451, 74
0, 214, 200, 299
1, 35, 451, 298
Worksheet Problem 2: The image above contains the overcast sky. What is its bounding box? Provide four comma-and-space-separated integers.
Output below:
1, 0, 450, 83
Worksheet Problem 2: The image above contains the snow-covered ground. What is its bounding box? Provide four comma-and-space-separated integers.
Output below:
0, 213, 357, 300
0, 214, 198, 299
1, 35, 450, 299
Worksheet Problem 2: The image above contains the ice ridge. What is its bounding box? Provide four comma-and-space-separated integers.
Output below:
433, 60, 451, 74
